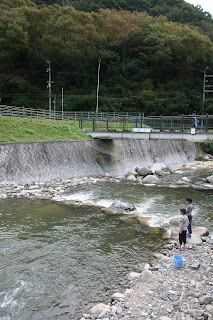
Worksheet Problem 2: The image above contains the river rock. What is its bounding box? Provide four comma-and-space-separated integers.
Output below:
151, 163, 166, 175
127, 170, 137, 177
137, 166, 152, 176
193, 227, 209, 237
181, 177, 190, 182
144, 263, 150, 270
199, 296, 213, 305
127, 175, 136, 181
188, 308, 205, 318
162, 229, 173, 239
154, 253, 165, 259
206, 175, 213, 183
206, 304, 213, 312
160, 317, 172, 320
142, 175, 161, 184
169, 218, 179, 226
129, 271, 141, 279
109, 201, 136, 213
90, 303, 110, 315
176, 180, 188, 185
187, 235, 203, 245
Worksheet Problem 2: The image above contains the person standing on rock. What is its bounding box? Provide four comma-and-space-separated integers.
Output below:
186, 197, 194, 238
178, 208, 189, 251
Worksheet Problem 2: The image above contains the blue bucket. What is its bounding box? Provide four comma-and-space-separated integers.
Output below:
174, 255, 184, 268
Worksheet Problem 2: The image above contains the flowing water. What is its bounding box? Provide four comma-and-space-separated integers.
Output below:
0, 180, 213, 320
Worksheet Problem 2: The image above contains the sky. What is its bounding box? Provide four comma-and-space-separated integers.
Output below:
187, 0, 213, 16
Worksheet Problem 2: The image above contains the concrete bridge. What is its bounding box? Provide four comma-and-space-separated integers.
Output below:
86, 131, 213, 142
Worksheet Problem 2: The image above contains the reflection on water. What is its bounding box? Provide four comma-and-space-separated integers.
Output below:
0, 198, 162, 320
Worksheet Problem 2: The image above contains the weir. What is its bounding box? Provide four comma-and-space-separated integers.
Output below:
0, 139, 201, 183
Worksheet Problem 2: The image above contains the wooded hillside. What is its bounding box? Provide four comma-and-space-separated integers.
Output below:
0, 0, 213, 115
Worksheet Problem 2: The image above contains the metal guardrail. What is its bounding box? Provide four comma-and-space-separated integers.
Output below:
0, 105, 212, 133
0, 105, 143, 121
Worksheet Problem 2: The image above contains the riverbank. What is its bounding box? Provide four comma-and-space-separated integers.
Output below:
0, 117, 89, 142
81, 230, 213, 320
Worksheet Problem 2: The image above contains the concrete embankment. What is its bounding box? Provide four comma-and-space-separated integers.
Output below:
0, 139, 201, 183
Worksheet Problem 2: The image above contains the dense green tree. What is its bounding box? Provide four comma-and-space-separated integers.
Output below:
0, 1, 213, 115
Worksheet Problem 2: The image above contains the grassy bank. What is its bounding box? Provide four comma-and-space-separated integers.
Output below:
0, 117, 90, 142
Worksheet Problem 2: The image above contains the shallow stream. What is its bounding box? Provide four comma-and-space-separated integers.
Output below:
0, 180, 213, 320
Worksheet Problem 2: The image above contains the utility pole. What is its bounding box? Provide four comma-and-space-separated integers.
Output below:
202, 66, 213, 114
46, 60, 54, 119
96, 58, 101, 117
62, 88, 64, 120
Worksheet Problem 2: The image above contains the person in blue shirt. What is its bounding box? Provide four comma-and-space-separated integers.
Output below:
186, 197, 195, 238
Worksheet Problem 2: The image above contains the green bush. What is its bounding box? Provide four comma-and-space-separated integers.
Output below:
199, 142, 213, 155
195, 154, 208, 161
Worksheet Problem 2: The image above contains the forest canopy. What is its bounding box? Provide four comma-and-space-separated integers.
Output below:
0, 0, 213, 115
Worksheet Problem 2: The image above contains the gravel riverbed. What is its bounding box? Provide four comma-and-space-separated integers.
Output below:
82, 237, 213, 320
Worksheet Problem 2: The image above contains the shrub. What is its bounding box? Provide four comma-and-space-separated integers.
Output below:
199, 142, 213, 156
195, 155, 208, 161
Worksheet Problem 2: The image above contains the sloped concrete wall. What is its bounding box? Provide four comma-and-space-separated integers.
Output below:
0, 139, 200, 184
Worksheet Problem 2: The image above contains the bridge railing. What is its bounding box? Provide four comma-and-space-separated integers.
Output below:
80, 114, 213, 132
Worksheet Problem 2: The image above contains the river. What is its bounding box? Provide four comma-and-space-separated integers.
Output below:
0, 180, 213, 320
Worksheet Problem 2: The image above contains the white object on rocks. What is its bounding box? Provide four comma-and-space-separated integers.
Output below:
90, 303, 110, 315
206, 175, 213, 183
144, 263, 150, 270
162, 229, 172, 239
181, 177, 190, 182
154, 253, 165, 259
129, 271, 141, 279
112, 292, 125, 300
160, 317, 172, 320
142, 175, 161, 184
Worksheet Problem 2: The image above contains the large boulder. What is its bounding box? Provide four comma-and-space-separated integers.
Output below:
206, 175, 213, 183
169, 218, 179, 226
151, 163, 166, 175
187, 235, 202, 245
142, 175, 161, 184
127, 170, 137, 177
137, 166, 152, 177
193, 227, 209, 237
109, 200, 137, 213
162, 229, 173, 239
